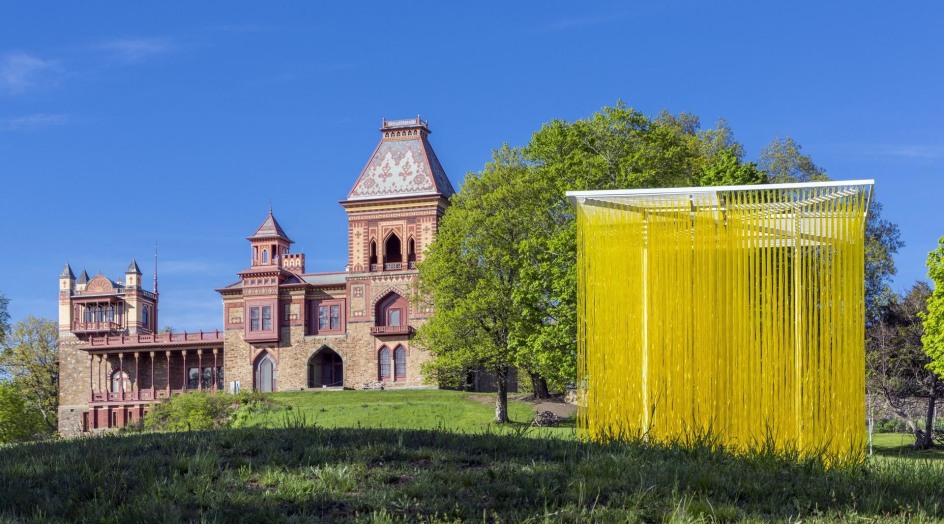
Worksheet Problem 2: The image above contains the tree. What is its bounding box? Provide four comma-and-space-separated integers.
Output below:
418, 146, 540, 422
922, 236, 944, 378
758, 137, 830, 183
0, 381, 45, 443
0, 316, 59, 433
0, 293, 9, 346
868, 282, 943, 449
517, 103, 767, 395
420, 103, 770, 418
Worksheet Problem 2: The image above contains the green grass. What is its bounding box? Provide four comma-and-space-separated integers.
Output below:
1, 390, 942, 523
243, 389, 538, 431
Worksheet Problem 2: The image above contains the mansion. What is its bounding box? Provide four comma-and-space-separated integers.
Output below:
57, 117, 457, 435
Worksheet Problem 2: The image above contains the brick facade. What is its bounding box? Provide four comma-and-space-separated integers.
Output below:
57, 117, 456, 435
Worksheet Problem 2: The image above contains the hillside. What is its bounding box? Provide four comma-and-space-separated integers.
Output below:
1, 390, 943, 523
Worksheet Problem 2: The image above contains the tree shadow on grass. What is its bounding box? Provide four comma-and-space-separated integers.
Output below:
1, 427, 942, 522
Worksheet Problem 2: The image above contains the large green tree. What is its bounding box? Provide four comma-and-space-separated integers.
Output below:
418, 146, 541, 421
867, 282, 943, 449
419, 103, 765, 418
0, 316, 59, 433
0, 381, 45, 443
922, 236, 944, 378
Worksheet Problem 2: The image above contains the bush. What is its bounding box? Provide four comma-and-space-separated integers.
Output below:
0, 381, 47, 443
144, 391, 233, 432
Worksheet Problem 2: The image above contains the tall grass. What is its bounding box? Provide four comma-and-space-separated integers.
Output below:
1, 425, 942, 522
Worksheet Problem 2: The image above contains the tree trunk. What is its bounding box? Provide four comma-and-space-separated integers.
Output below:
916, 394, 936, 450
494, 366, 509, 423
529, 371, 550, 399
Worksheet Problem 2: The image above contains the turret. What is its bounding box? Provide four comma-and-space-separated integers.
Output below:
58, 264, 75, 336
248, 209, 294, 268
125, 258, 142, 288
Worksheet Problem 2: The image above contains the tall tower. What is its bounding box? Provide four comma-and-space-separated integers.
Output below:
58, 264, 76, 338
340, 116, 454, 330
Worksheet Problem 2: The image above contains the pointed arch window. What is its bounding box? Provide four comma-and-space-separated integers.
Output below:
369, 240, 378, 267
378, 347, 391, 380
394, 346, 406, 380
384, 234, 402, 263
407, 237, 416, 265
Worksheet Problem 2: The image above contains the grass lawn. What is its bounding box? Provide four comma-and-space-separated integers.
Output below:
2, 390, 943, 523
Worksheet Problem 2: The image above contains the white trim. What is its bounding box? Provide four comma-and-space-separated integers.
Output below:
566, 179, 874, 204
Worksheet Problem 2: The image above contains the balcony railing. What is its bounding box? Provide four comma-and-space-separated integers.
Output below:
90, 387, 224, 404
73, 321, 121, 333
369, 261, 417, 272
86, 330, 225, 347
370, 325, 412, 336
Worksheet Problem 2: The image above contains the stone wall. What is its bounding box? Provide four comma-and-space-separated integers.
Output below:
222, 319, 434, 391
57, 336, 89, 436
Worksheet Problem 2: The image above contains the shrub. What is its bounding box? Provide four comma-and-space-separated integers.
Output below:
0, 381, 46, 443
144, 391, 232, 432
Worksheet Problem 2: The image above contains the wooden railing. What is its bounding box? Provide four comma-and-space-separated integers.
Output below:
370, 325, 412, 336
87, 330, 224, 347
73, 321, 121, 332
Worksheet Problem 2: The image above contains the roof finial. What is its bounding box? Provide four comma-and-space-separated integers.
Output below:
153, 242, 159, 295
269, 200, 272, 214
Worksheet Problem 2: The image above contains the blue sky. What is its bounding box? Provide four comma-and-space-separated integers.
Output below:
1, 3, 941, 331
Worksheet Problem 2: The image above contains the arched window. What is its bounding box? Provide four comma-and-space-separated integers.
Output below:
394, 346, 406, 380
142, 306, 149, 328
110, 370, 129, 393
255, 353, 276, 392
407, 238, 416, 263
369, 240, 377, 266
384, 234, 402, 263
375, 292, 408, 328
262, 249, 269, 264
378, 347, 391, 380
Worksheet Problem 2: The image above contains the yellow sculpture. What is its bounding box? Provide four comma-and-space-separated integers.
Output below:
568, 181, 872, 462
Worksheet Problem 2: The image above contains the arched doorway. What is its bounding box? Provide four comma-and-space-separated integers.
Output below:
308, 347, 343, 388
255, 353, 276, 392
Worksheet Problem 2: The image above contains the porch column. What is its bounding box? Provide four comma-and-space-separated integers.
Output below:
97, 355, 103, 393
182, 351, 188, 391
213, 349, 219, 391
88, 354, 94, 401
134, 352, 140, 398
149, 351, 155, 397
198, 350, 203, 390
118, 354, 124, 401
165, 351, 171, 395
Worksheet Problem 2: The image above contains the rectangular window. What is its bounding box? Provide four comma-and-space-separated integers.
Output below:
319, 306, 329, 330
250, 307, 260, 331
388, 309, 401, 327
330, 305, 340, 330
201, 367, 214, 389
262, 306, 272, 330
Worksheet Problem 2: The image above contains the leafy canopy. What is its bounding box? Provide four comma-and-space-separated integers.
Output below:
922, 237, 944, 378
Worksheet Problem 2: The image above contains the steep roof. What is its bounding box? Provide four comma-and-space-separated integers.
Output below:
248, 211, 293, 243
60, 263, 75, 279
77, 270, 90, 284
127, 258, 142, 274
347, 117, 455, 201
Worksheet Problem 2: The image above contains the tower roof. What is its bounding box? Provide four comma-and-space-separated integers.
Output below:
127, 258, 142, 274
346, 116, 455, 201
248, 210, 293, 243
77, 270, 90, 284
60, 263, 75, 279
